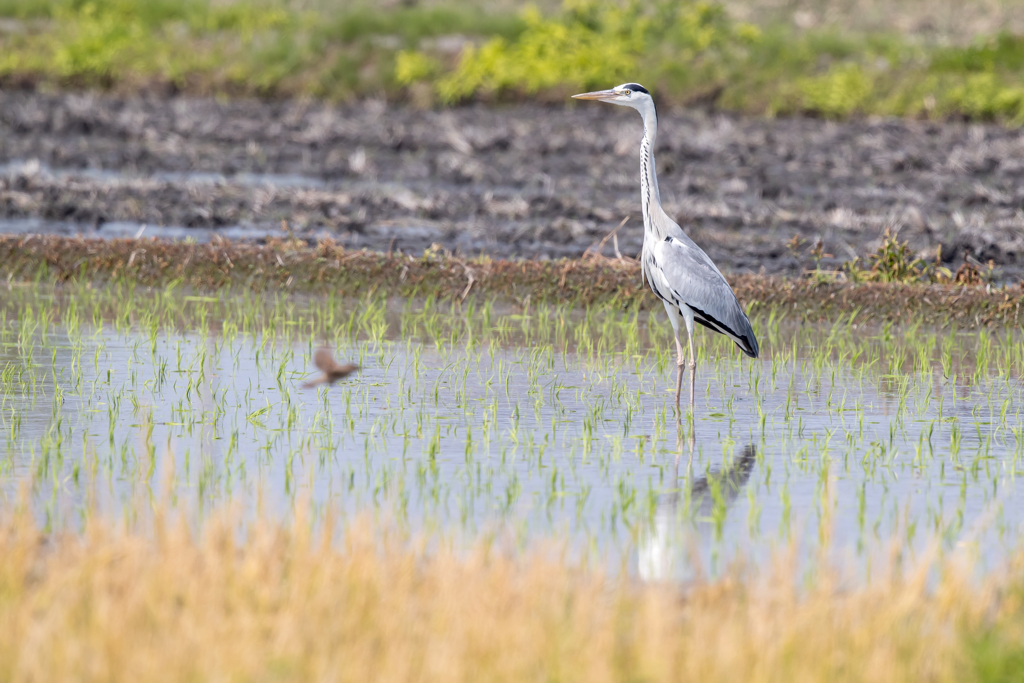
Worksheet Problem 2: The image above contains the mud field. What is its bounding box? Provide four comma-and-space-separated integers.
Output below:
1, 91, 1022, 280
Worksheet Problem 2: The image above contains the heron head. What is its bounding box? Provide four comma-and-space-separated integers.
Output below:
572, 83, 652, 110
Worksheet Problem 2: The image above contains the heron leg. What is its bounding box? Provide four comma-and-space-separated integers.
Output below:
663, 301, 687, 417
673, 334, 686, 414
681, 309, 696, 409
687, 326, 696, 408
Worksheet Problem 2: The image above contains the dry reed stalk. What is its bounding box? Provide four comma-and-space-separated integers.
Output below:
0, 507, 998, 682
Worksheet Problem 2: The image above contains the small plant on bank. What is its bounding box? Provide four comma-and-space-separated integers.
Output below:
843, 232, 1000, 285
953, 262, 983, 285
951, 258, 998, 285
786, 235, 805, 260
845, 229, 925, 284
803, 238, 842, 284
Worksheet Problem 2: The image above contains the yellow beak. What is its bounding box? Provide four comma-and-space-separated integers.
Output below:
571, 89, 619, 101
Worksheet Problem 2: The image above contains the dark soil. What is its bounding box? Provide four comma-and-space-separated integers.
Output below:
1, 91, 1023, 280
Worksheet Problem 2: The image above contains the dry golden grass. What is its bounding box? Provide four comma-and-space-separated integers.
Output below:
0, 506, 1013, 682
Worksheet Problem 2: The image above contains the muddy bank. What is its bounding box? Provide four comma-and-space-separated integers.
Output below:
1, 91, 1023, 280
3, 235, 1022, 328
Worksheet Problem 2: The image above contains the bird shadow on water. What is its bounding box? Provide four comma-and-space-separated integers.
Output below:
637, 421, 757, 582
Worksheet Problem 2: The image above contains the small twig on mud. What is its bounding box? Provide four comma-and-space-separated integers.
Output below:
387, 237, 397, 259
558, 262, 573, 288
584, 217, 629, 260
127, 249, 143, 268
450, 257, 476, 302
460, 268, 476, 302
612, 232, 634, 262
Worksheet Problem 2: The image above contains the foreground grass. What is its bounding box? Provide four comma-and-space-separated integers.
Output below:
3, 0, 1024, 120
0, 505, 1021, 681
3, 235, 1023, 328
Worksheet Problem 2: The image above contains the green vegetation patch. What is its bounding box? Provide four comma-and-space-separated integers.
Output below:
0, 0, 524, 98
2, 0, 1024, 120
406, 3, 1024, 121
401, 1, 1024, 122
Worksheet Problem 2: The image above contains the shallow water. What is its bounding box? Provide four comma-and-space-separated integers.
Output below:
2, 288, 1023, 580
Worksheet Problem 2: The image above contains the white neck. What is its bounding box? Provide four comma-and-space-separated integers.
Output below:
637, 101, 665, 239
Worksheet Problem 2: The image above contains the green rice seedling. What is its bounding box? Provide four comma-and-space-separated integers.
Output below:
0, 283, 1020, 578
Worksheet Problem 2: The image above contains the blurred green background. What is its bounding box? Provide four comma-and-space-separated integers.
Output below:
2, 0, 1024, 120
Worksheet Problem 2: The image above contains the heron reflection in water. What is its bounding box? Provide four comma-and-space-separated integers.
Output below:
638, 430, 757, 582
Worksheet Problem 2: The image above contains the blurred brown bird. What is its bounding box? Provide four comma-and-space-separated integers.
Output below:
302, 347, 360, 388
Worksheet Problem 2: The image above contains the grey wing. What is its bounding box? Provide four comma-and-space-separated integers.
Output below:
648, 236, 759, 358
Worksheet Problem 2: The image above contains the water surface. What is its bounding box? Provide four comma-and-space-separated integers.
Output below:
2, 288, 1022, 579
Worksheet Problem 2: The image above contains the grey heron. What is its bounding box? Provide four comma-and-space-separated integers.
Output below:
572, 83, 759, 410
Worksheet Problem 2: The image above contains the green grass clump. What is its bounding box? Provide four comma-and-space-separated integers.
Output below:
796, 63, 873, 118
943, 73, 1024, 122
844, 230, 929, 284
0, 0, 524, 98
931, 33, 1024, 74
398, 0, 1024, 122
421, 0, 757, 102
3, 0, 1024, 120
835, 229, 997, 286
970, 627, 1024, 683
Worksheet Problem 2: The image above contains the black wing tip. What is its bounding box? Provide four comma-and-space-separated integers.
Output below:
736, 335, 760, 359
